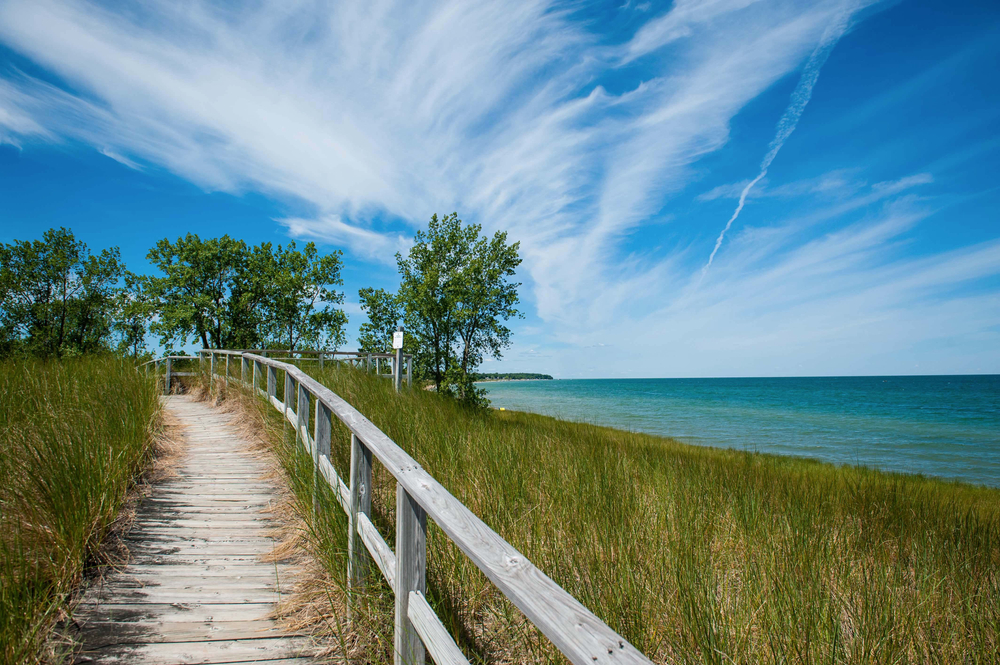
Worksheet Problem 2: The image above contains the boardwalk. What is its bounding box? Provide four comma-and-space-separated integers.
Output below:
72, 396, 313, 665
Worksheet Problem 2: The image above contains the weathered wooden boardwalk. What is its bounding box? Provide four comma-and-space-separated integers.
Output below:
72, 396, 313, 665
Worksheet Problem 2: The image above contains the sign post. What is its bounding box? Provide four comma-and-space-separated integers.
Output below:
392, 326, 404, 392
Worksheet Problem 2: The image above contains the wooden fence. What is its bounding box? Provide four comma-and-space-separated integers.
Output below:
150, 350, 652, 665
139, 355, 199, 394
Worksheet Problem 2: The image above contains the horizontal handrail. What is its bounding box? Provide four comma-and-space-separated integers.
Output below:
208, 350, 650, 665
138, 355, 198, 367
202, 348, 412, 360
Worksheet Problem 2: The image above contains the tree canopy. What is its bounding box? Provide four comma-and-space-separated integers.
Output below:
3, 218, 521, 401
357, 287, 404, 354
144, 234, 346, 352
387, 212, 522, 405
0, 227, 129, 357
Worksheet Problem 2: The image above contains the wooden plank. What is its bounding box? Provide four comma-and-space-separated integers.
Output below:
75, 620, 293, 645
394, 484, 426, 665
356, 513, 395, 592
98, 576, 281, 589
348, 433, 373, 609
129, 520, 271, 528
318, 455, 350, 515
121, 566, 285, 578
75, 636, 311, 665
73, 604, 278, 623
121, 557, 288, 568
407, 591, 470, 665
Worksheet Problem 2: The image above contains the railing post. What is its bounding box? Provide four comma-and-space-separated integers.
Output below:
284, 371, 295, 430
367, 353, 372, 373
395, 485, 427, 665
164, 357, 172, 395
209, 351, 215, 383
314, 400, 332, 516
406, 356, 412, 388
267, 365, 277, 400
349, 433, 373, 613
319, 351, 324, 371
297, 382, 310, 453
393, 325, 403, 393
253, 359, 260, 394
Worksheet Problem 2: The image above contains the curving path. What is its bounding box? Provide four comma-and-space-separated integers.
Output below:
71, 395, 313, 665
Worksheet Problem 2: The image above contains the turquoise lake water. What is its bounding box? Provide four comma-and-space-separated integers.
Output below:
479, 376, 1000, 488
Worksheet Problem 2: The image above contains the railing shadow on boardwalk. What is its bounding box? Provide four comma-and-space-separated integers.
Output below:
143, 350, 652, 665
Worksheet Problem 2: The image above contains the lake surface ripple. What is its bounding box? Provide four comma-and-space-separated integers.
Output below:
480, 375, 1000, 487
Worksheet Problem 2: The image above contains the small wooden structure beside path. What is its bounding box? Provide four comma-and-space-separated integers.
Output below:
70, 395, 312, 665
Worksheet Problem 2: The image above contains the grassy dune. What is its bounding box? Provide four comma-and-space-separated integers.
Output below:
0, 358, 160, 665
218, 363, 999, 664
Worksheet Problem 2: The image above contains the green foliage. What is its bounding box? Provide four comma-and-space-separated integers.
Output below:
114, 272, 153, 358
266, 242, 347, 351
0, 228, 131, 358
145, 234, 346, 351
0, 357, 160, 664
357, 287, 416, 354
145, 234, 262, 350
392, 213, 522, 406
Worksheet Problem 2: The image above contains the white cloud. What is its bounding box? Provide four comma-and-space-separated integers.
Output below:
1, 0, 995, 375
525, 196, 1000, 377
0, 0, 865, 321
279, 215, 410, 265
100, 147, 141, 170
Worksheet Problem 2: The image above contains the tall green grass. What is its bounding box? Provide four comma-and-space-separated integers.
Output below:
219, 364, 1000, 664
0, 357, 160, 665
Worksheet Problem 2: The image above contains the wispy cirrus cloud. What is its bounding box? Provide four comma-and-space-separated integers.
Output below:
0, 0, 997, 375
279, 214, 410, 265
0, 0, 862, 315
531, 191, 1000, 377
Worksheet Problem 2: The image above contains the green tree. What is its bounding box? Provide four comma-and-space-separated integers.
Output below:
114, 272, 153, 358
145, 234, 347, 352
263, 241, 347, 351
396, 213, 473, 390
145, 234, 252, 350
454, 229, 522, 377
393, 213, 521, 404
357, 287, 404, 354
0, 227, 125, 357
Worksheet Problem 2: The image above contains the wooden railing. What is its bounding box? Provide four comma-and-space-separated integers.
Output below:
139, 355, 199, 394
154, 350, 652, 665
198, 349, 413, 389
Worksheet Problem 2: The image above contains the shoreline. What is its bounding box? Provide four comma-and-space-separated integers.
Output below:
490, 403, 1000, 490
480, 375, 1000, 489
474, 378, 553, 383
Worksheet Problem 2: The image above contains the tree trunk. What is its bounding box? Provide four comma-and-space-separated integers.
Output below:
57, 273, 69, 354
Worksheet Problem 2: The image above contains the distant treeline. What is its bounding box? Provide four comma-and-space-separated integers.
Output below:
1, 213, 523, 408
473, 372, 553, 381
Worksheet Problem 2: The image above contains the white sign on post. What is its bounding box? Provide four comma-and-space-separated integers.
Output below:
392, 331, 404, 349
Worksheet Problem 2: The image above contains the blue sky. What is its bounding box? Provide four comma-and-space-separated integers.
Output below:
1, 0, 998, 378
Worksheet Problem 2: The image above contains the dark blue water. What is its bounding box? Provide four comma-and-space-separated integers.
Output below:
480, 376, 1000, 487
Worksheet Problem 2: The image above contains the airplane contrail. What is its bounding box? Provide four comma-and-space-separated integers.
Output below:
702, 11, 853, 276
